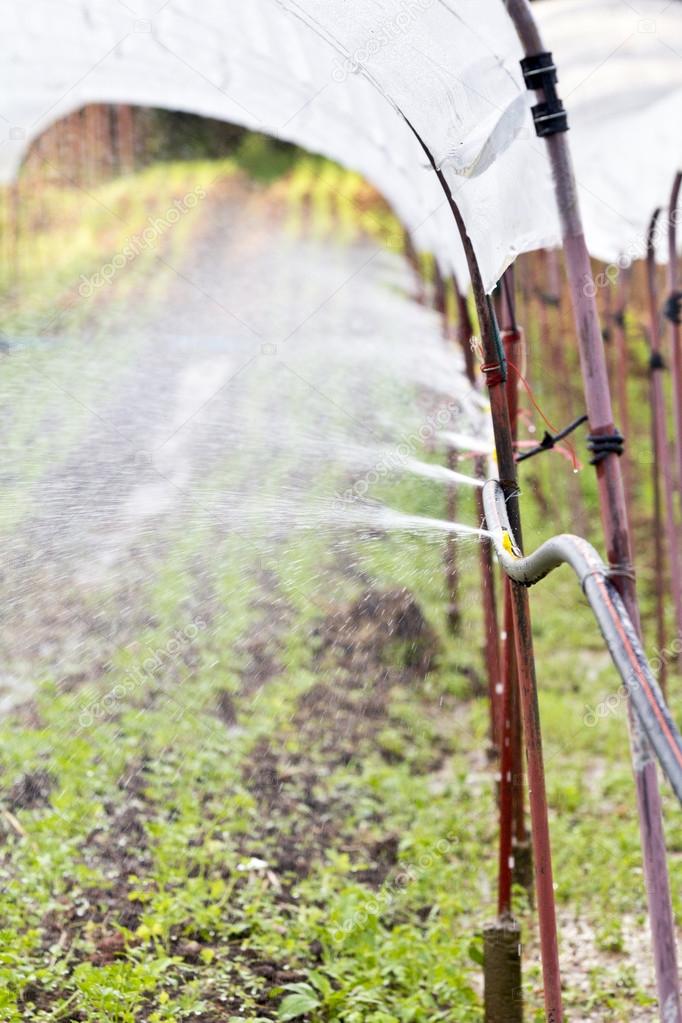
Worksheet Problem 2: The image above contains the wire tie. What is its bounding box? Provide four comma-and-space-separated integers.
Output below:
586, 430, 625, 465
664, 291, 682, 325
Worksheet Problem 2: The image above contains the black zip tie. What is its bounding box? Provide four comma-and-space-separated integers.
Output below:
587, 430, 625, 465
516, 413, 588, 464
520, 52, 569, 138
607, 562, 637, 585
664, 291, 682, 325
650, 350, 666, 372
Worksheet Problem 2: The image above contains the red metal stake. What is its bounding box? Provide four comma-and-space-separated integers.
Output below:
612, 268, 633, 509
447, 184, 563, 1023
497, 578, 516, 916
496, 273, 534, 911
646, 210, 680, 690
407, 119, 562, 1019
509, 580, 562, 1022
667, 172, 682, 506
505, 3, 681, 1016
475, 470, 503, 752
455, 276, 503, 747
463, 312, 503, 752
498, 284, 532, 896
434, 265, 462, 634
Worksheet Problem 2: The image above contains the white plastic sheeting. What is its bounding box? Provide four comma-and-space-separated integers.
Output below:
280, 0, 682, 268
0, 0, 681, 285
538, 0, 682, 264
277, 0, 559, 284
0, 0, 472, 282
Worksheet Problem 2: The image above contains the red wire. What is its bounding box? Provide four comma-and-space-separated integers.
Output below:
506, 357, 581, 472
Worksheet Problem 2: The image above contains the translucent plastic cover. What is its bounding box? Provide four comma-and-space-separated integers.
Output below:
537, 0, 682, 264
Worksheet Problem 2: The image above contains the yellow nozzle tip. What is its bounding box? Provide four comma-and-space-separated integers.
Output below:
502, 529, 522, 559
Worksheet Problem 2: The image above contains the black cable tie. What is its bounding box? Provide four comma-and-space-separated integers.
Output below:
587, 431, 625, 465
520, 52, 569, 138
649, 350, 666, 372
664, 291, 682, 325
516, 414, 588, 464
607, 562, 637, 585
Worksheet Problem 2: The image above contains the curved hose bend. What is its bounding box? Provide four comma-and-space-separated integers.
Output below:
483, 480, 682, 806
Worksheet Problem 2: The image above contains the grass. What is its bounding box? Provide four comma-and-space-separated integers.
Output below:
0, 147, 680, 1023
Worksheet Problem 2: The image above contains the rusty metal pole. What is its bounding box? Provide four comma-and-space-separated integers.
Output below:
441, 178, 563, 1023
455, 275, 503, 748
497, 620, 516, 917
455, 280, 478, 384
647, 210, 681, 689
612, 268, 633, 509
476, 484, 503, 753
496, 273, 521, 918
650, 212, 670, 699
407, 118, 561, 1016
505, 3, 680, 1016
667, 172, 682, 505
498, 275, 533, 899
435, 266, 462, 634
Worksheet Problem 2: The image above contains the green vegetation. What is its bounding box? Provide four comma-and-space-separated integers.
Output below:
0, 147, 680, 1023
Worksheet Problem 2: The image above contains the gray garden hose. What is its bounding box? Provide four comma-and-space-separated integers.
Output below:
483, 479, 682, 805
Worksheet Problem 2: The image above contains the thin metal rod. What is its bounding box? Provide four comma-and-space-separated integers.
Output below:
454, 275, 478, 385
612, 269, 633, 508
497, 278, 528, 913
508, 577, 562, 1022
668, 172, 682, 506
503, 5, 680, 1017
445, 450, 462, 633
475, 460, 503, 750
497, 583, 515, 915
436, 267, 462, 634
647, 209, 681, 683
650, 218, 670, 695
455, 275, 503, 747
426, 154, 563, 1023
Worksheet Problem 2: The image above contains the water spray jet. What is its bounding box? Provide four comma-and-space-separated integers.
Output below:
401, 457, 484, 489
